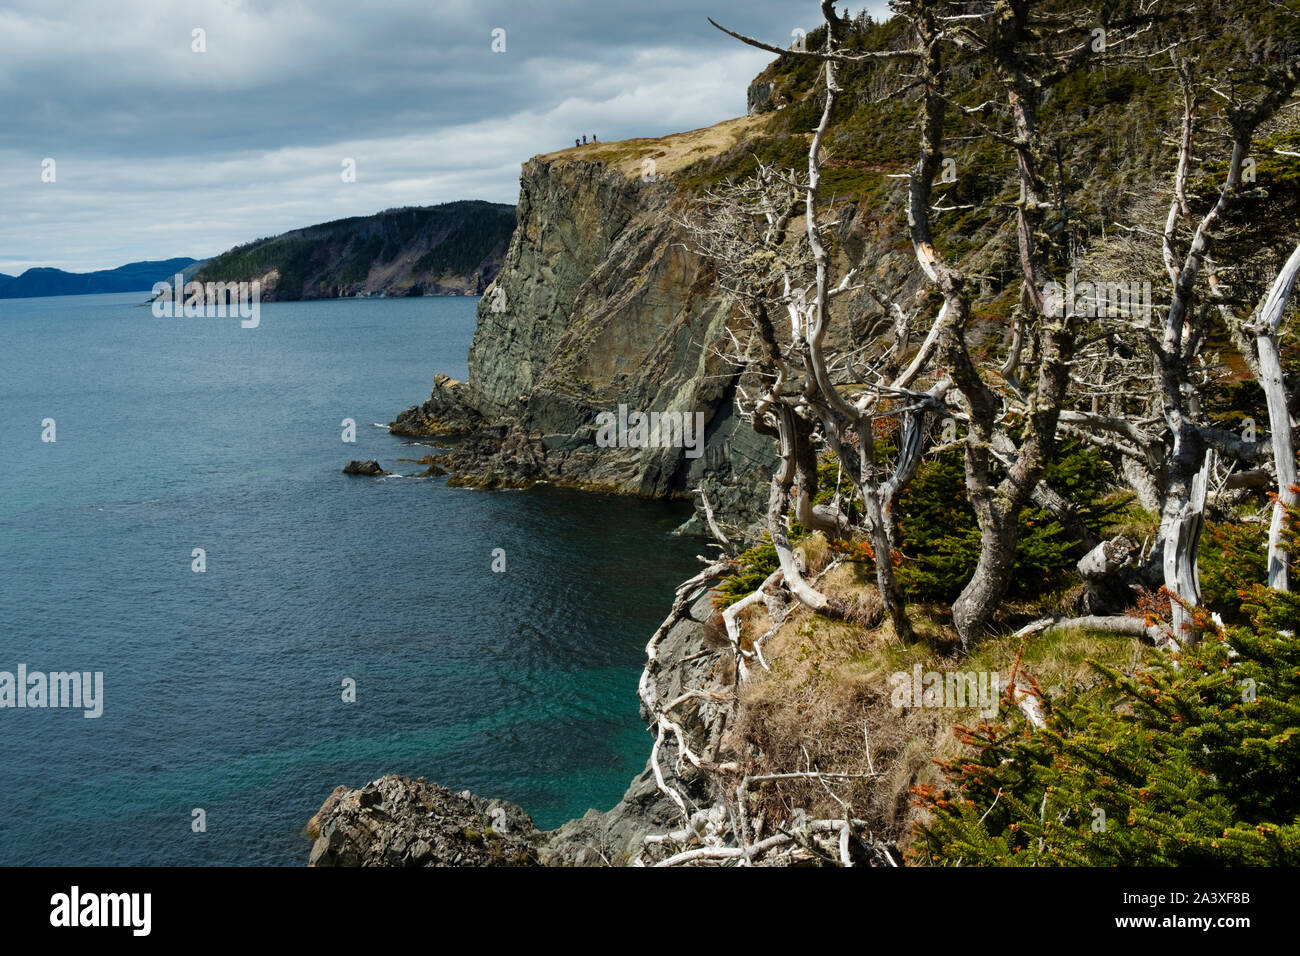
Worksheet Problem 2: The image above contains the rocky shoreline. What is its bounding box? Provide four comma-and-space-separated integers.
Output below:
313, 115, 845, 866
307, 589, 719, 866
381, 150, 783, 539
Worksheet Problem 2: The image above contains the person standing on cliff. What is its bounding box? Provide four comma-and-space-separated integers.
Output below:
582, 134, 587, 144
592, 133, 597, 142
574, 138, 580, 148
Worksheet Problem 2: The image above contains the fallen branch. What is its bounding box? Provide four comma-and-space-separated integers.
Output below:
1013, 613, 1172, 648
722, 568, 783, 680
1005, 649, 1046, 730
695, 485, 735, 555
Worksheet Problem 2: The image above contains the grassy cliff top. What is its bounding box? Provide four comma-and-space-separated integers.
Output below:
535, 113, 771, 181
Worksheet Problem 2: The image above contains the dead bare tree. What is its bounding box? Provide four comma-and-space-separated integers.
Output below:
1251, 239, 1300, 588
706, 0, 1177, 648
1054, 46, 1300, 641
899, 0, 1166, 647
1147, 55, 1299, 636
685, 3, 952, 642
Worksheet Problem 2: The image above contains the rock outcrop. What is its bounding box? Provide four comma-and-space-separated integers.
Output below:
307, 776, 541, 867
746, 79, 787, 115
342, 459, 387, 476
391, 146, 779, 537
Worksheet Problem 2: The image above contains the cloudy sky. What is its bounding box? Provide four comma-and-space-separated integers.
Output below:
0, 0, 888, 275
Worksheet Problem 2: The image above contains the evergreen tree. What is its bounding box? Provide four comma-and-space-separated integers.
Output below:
915, 557, 1300, 865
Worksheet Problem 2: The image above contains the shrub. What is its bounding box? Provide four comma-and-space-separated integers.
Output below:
1199, 520, 1268, 621
714, 540, 781, 610
913, 580, 1300, 865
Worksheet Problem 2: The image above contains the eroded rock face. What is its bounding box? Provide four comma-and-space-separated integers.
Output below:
747, 79, 787, 114
306, 775, 542, 867
390, 155, 776, 536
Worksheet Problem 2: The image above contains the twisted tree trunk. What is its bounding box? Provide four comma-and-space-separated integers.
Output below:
1253, 239, 1300, 590
1161, 449, 1212, 643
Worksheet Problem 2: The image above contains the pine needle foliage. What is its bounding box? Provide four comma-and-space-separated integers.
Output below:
914, 573, 1300, 865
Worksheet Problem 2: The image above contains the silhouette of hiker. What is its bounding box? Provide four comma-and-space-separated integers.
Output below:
582, 135, 587, 144
592, 133, 598, 142
575, 138, 580, 147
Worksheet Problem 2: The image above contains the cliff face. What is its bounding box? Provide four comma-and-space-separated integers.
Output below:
467, 159, 643, 413
392, 134, 780, 533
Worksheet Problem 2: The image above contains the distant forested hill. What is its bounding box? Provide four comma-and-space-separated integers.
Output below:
193, 201, 516, 301
0, 258, 199, 299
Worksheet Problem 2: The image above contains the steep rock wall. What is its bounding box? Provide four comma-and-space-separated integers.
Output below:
392, 150, 778, 533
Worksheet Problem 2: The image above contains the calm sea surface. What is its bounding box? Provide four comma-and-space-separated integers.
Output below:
0, 291, 700, 865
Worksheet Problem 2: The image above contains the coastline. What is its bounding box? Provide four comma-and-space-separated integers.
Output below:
306, 582, 721, 866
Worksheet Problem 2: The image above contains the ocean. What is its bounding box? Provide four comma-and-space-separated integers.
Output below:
0, 291, 702, 865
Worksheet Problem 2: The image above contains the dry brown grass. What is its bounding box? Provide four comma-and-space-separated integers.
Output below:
535, 114, 769, 182
720, 532, 1155, 854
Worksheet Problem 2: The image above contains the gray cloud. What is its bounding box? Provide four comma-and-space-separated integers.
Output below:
0, 1, 888, 273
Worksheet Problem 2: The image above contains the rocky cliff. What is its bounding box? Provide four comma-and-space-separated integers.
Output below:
391, 121, 785, 537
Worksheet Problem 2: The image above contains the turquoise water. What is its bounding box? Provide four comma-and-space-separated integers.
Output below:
0, 292, 701, 865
